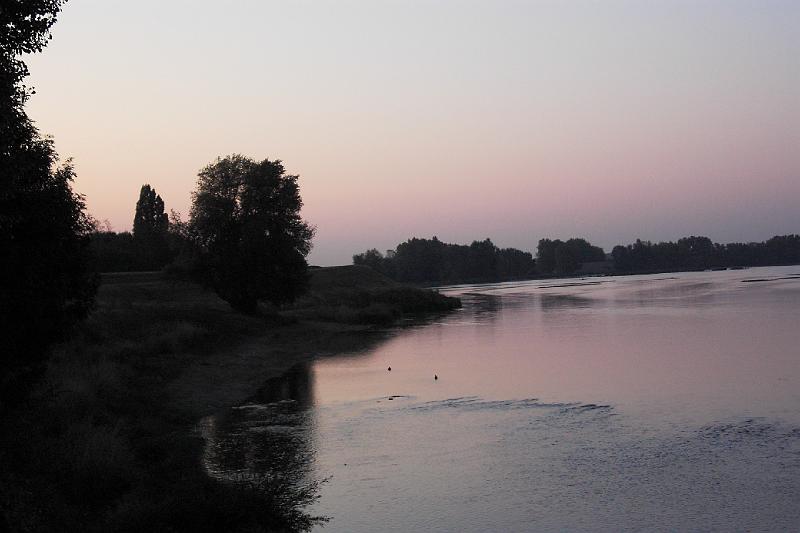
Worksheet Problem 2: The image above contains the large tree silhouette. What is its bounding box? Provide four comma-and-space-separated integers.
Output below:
189, 155, 314, 313
133, 184, 170, 268
1, 0, 97, 394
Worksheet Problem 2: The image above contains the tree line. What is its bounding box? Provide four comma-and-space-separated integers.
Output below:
535, 238, 605, 275
611, 234, 800, 273
354, 233, 800, 284
353, 237, 537, 284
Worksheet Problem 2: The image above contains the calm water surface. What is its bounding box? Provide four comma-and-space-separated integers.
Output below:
202, 266, 800, 531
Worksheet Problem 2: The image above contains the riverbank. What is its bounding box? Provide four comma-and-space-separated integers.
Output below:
0, 268, 456, 532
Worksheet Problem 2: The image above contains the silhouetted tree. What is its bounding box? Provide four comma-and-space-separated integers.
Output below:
132, 184, 170, 268
89, 231, 143, 272
611, 245, 631, 271
354, 237, 535, 284
133, 184, 168, 237
536, 238, 560, 274
353, 248, 385, 272
1, 0, 97, 395
554, 244, 579, 275
563, 238, 605, 264
537, 237, 604, 275
189, 155, 314, 313
610, 234, 800, 273
496, 247, 536, 279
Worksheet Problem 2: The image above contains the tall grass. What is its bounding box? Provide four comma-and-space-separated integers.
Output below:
0, 274, 326, 532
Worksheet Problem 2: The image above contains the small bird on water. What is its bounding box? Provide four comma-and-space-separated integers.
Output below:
388, 366, 391, 371
434, 374, 438, 380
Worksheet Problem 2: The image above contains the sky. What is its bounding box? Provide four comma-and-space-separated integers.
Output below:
25, 0, 800, 266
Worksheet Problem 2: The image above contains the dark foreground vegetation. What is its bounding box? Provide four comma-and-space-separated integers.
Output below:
0, 269, 457, 532
1, 0, 98, 406
1, 273, 321, 532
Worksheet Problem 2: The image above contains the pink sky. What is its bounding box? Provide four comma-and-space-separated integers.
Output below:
26, 0, 800, 265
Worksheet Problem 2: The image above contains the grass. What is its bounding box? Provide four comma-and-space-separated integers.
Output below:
0, 267, 459, 532
291, 265, 461, 325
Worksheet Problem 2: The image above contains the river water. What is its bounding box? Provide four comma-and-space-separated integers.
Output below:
202, 266, 800, 532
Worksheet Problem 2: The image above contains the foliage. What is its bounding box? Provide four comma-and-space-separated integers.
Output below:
0, 1, 66, 117
132, 184, 168, 238
189, 155, 315, 313
89, 231, 143, 272
132, 184, 170, 268
536, 238, 605, 275
91, 203, 192, 274
354, 237, 536, 284
0, 273, 330, 532
0, 0, 97, 394
611, 234, 800, 273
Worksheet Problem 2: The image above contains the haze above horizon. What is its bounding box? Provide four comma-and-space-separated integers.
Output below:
26, 0, 800, 265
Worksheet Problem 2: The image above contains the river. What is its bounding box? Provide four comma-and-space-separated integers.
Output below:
202, 266, 800, 532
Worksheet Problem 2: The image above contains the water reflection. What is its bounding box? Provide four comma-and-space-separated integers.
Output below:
200, 363, 317, 482
201, 267, 800, 532
538, 292, 598, 310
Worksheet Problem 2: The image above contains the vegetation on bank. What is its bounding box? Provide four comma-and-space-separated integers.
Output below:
353, 237, 536, 284
611, 234, 800, 273
353, 233, 800, 285
288, 265, 461, 325
0, 273, 326, 532
1, 266, 451, 532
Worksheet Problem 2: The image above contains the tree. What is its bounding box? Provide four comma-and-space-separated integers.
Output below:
536, 238, 561, 274
554, 244, 578, 275
1, 0, 97, 393
133, 184, 170, 268
354, 237, 536, 283
189, 155, 314, 313
353, 248, 385, 272
133, 184, 168, 239
538, 237, 604, 275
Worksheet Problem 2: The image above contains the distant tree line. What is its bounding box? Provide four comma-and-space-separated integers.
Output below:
535, 238, 605, 275
611, 234, 800, 273
353, 237, 536, 284
354, 233, 800, 284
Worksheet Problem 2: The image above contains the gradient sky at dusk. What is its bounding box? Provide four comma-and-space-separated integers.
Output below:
26, 0, 800, 265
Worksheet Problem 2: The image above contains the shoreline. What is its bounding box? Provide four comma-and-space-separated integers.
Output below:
168, 320, 392, 420
0, 271, 404, 531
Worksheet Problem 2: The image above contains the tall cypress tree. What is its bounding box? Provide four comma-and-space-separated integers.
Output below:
132, 184, 170, 269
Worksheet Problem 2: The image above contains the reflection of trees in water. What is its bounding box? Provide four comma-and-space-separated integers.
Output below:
465, 293, 503, 322
199, 329, 400, 523
251, 362, 316, 409
199, 362, 325, 527
538, 293, 598, 310
623, 280, 719, 307
202, 363, 316, 484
